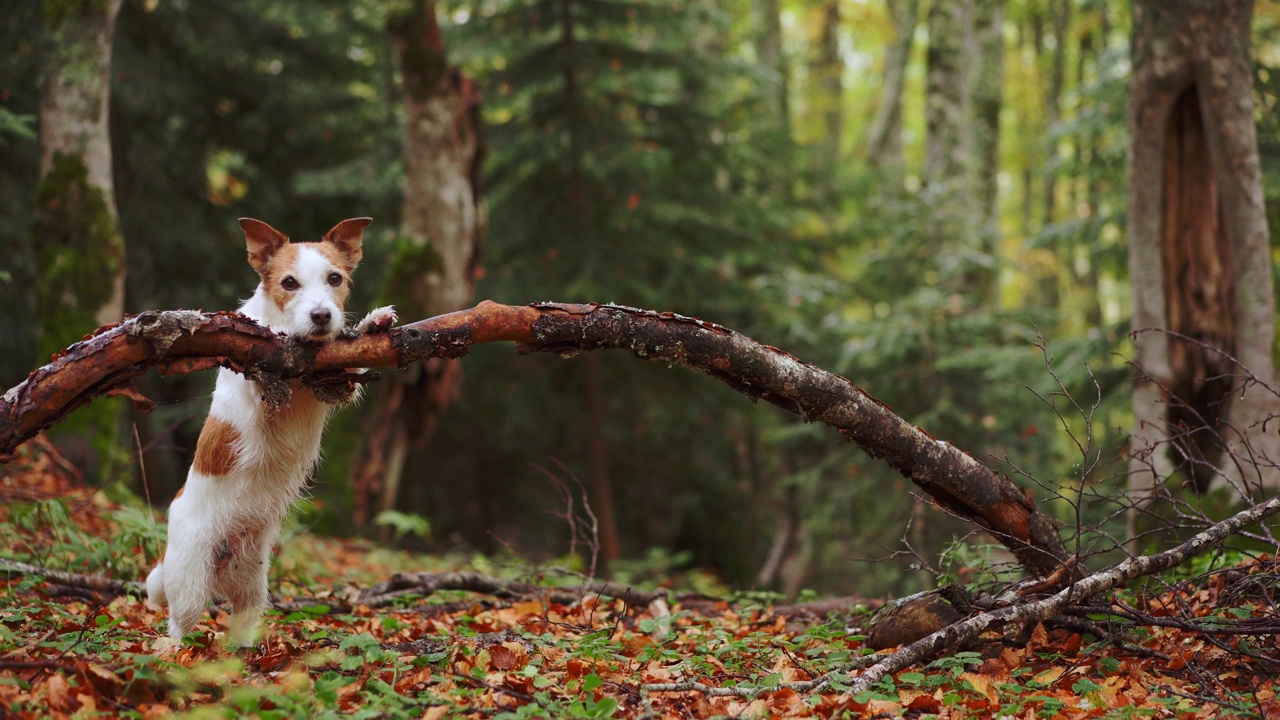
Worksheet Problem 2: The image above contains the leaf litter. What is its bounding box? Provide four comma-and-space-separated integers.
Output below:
2, 437, 1278, 718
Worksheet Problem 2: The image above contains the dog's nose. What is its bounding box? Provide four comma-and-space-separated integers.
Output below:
310, 308, 332, 327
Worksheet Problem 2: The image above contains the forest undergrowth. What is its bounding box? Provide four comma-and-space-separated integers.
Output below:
1, 437, 1277, 719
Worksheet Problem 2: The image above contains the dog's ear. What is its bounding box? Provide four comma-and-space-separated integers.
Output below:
239, 218, 290, 275
322, 217, 372, 270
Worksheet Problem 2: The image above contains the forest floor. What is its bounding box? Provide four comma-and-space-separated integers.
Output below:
1, 437, 1278, 719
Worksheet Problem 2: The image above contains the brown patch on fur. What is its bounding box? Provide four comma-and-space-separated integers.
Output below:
321, 217, 370, 269
193, 416, 241, 476
240, 218, 290, 274
314, 243, 353, 306
259, 243, 302, 313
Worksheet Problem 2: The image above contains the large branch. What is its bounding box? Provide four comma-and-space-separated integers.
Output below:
0, 301, 1071, 578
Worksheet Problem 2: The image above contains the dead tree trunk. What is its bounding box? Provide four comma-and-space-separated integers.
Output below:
1127, 0, 1280, 537
0, 302, 1075, 580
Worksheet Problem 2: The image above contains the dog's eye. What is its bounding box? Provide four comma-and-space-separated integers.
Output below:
327, 272, 343, 287
281, 276, 300, 291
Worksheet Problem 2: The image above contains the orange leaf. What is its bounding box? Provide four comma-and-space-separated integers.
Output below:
1033, 667, 1065, 686
959, 672, 999, 704
900, 689, 941, 713
45, 673, 70, 711
489, 645, 515, 671
422, 705, 451, 720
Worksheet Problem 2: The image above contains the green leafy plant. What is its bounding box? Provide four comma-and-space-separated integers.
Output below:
374, 509, 432, 544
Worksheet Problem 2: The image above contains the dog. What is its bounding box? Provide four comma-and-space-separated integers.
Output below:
145, 217, 396, 645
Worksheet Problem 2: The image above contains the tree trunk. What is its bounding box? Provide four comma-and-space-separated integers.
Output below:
583, 354, 622, 566
814, 0, 842, 209
34, 0, 126, 472
1127, 0, 1280, 537
1042, 0, 1068, 227
971, 0, 1003, 235
35, 0, 126, 356
755, 0, 789, 133
924, 0, 973, 192
351, 0, 483, 528
864, 0, 917, 187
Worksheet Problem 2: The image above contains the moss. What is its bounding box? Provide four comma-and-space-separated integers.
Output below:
42, 0, 111, 31
33, 151, 124, 357
378, 235, 442, 314
31, 151, 126, 481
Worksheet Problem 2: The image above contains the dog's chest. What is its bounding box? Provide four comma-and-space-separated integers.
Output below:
213, 371, 331, 491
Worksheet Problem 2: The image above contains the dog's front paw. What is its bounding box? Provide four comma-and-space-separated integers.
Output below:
356, 305, 397, 334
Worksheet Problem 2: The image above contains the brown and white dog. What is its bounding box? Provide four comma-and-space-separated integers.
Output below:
146, 217, 395, 645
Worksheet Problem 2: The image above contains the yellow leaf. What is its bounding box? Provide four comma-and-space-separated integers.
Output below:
1033, 666, 1065, 686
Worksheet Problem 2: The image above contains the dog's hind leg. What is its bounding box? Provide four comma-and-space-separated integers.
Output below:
220, 518, 279, 647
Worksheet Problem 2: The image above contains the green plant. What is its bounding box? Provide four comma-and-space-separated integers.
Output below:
374, 510, 432, 544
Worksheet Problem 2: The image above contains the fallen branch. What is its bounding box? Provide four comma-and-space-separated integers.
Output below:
296, 571, 673, 612
0, 301, 1071, 578
832, 488, 1280, 696
0, 558, 144, 597
0, 558, 671, 613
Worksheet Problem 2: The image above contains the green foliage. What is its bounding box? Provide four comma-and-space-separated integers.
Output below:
377, 236, 444, 313
12, 0, 1280, 601
415, 0, 801, 582
374, 509, 432, 544
32, 151, 124, 355
0, 107, 36, 142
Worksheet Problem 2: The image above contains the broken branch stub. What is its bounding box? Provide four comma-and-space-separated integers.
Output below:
0, 300, 1072, 579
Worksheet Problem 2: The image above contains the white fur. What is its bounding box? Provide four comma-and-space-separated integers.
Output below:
146, 226, 394, 645
258, 246, 346, 340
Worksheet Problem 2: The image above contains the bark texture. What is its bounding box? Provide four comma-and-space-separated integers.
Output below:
1127, 0, 1280, 524
0, 302, 1074, 580
35, 0, 126, 354
351, 0, 483, 527
971, 0, 1003, 234
924, 0, 973, 192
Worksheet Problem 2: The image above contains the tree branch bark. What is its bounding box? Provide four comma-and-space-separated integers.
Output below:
0, 300, 1072, 578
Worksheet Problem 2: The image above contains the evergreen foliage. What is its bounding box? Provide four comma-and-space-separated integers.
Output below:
419, 0, 798, 579
7, 0, 1280, 596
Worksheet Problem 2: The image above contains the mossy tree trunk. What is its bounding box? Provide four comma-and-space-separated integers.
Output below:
1127, 0, 1280, 543
350, 0, 484, 530
35, 0, 126, 354
864, 0, 917, 189
33, 0, 126, 471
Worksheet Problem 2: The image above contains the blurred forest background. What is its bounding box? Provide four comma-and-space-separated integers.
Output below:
4, 0, 1280, 599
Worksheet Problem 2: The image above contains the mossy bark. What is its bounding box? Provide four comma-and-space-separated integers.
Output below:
35, 0, 126, 475
350, 0, 484, 528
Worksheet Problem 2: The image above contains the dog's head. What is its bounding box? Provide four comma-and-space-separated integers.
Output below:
238, 217, 370, 340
